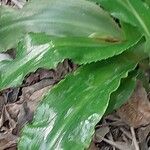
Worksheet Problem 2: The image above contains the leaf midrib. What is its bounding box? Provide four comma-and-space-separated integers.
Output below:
126, 0, 150, 37
0, 18, 101, 34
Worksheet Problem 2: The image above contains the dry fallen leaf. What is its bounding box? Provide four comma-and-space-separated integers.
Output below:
117, 81, 150, 128
0, 132, 18, 150
22, 79, 54, 99
25, 72, 40, 85
0, 59, 77, 149
0, 101, 29, 149
37, 68, 56, 80
26, 86, 51, 112
137, 124, 150, 150
95, 122, 110, 143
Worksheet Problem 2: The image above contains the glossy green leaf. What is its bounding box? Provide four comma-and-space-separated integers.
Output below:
98, 0, 150, 53
142, 0, 150, 8
0, 0, 123, 51
105, 75, 136, 115
0, 31, 141, 90
19, 52, 138, 150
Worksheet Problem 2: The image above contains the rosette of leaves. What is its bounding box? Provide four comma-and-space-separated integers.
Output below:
0, 0, 149, 149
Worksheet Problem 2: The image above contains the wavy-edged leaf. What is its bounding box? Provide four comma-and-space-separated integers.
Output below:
0, 0, 123, 51
19, 51, 140, 150
98, 0, 150, 36
105, 75, 136, 115
98, 0, 150, 53
0, 31, 141, 90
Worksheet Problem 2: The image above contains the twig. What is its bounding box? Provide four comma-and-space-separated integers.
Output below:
100, 137, 125, 150
120, 127, 132, 140
11, 0, 23, 8
96, 135, 126, 150
108, 133, 116, 150
130, 127, 140, 150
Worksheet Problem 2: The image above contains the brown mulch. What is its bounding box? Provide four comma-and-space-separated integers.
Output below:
0, 54, 149, 150
89, 81, 150, 150
0, 58, 77, 150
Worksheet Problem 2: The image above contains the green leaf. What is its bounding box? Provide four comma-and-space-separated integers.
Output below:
0, 32, 141, 90
0, 0, 123, 51
19, 52, 138, 150
98, 0, 150, 53
105, 75, 136, 115
142, 0, 150, 8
